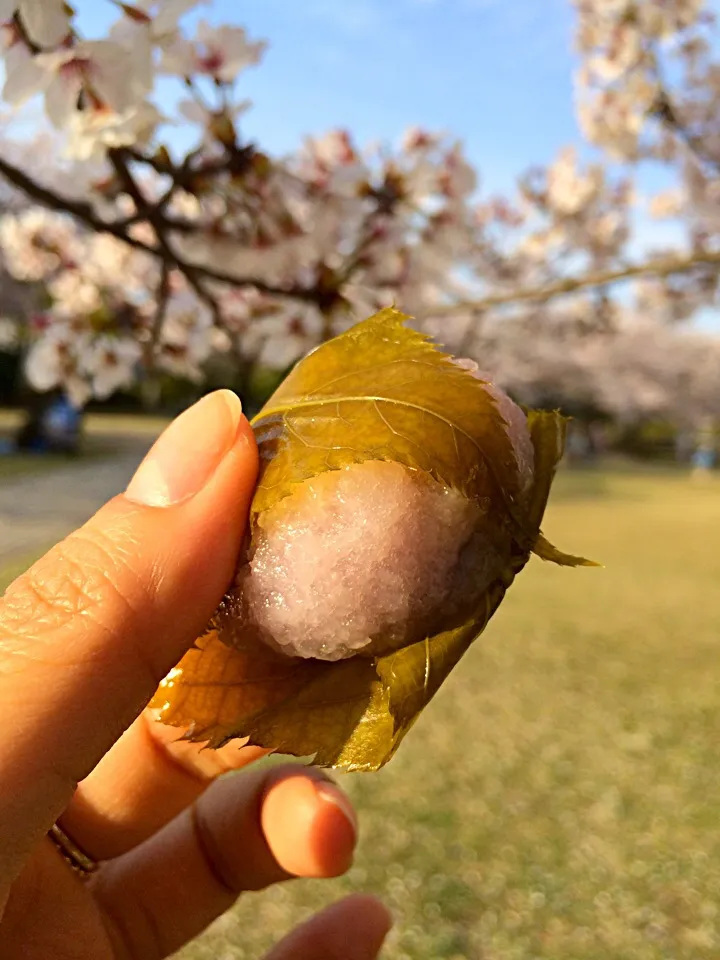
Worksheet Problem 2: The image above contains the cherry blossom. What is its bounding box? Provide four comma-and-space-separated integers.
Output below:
81, 336, 143, 398
64, 101, 163, 161
0, 0, 69, 47
125, 0, 209, 41
0, 316, 18, 350
155, 296, 215, 381
0, 0, 714, 429
4, 40, 150, 130
24, 323, 92, 408
0, 209, 80, 280
161, 21, 266, 82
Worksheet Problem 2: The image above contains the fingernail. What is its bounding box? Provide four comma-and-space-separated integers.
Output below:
125, 391, 243, 507
314, 782, 359, 841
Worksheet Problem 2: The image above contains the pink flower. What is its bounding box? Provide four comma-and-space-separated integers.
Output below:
161, 20, 266, 82
3, 40, 149, 129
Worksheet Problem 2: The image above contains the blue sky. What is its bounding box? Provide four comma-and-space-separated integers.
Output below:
75, 1, 683, 243
222, 0, 578, 193
78, 0, 579, 194
71, 1, 715, 329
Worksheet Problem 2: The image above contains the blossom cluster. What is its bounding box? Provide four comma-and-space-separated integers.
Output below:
0, 0, 715, 428
487, 299, 720, 426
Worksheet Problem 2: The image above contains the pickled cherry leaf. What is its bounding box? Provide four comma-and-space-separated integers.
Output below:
151, 309, 595, 770
525, 411, 601, 567
525, 410, 568, 531
152, 593, 509, 770
533, 534, 601, 568
251, 306, 526, 532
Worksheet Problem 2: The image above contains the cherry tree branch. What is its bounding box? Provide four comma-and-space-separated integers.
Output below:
431, 247, 720, 316
0, 150, 319, 300
3, 142, 720, 329
649, 70, 720, 179
0, 152, 163, 257
145, 261, 171, 368
107, 149, 258, 389
109, 148, 232, 336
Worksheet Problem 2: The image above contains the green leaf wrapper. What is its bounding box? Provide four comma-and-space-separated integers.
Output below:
151, 308, 596, 771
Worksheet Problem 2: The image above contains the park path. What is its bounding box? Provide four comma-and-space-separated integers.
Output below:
0, 435, 156, 565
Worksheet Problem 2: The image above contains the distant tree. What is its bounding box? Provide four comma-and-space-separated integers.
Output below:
0, 1, 715, 427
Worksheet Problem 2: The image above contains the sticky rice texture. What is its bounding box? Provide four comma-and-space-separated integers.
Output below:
231, 460, 510, 661
224, 374, 535, 663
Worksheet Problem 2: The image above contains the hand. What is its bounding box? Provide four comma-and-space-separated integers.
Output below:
0, 391, 391, 960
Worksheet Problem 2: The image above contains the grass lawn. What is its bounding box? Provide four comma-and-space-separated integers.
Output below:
0, 454, 73, 481
0, 549, 54, 592
0, 409, 168, 481
174, 469, 720, 960
2, 467, 718, 959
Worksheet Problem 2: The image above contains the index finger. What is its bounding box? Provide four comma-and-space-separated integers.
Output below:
0, 392, 258, 876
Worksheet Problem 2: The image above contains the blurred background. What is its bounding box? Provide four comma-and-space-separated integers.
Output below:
2, 1, 720, 958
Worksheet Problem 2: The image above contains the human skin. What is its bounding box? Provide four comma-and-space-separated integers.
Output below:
0, 390, 391, 960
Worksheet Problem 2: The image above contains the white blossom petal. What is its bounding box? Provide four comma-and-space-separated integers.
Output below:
19, 0, 70, 47
25, 336, 63, 392
0, 1, 19, 20
2, 51, 49, 105
65, 102, 162, 161
44, 72, 81, 129
152, 0, 206, 36
158, 37, 196, 76
65, 376, 92, 408
0, 317, 18, 350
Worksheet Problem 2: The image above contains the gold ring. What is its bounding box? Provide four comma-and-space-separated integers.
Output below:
47, 822, 100, 879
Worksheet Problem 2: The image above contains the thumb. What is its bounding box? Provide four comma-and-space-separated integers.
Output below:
0, 391, 258, 873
